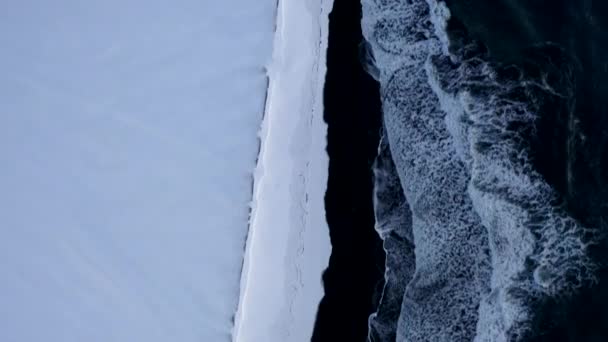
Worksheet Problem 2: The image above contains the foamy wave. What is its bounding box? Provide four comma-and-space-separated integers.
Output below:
363, 1, 491, 341
427, 48, 598, 340
426, 4, 598, 339
368, 131, 415, 342
363, 0, 598, 340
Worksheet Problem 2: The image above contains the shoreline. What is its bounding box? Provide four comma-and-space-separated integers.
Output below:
232, 0, 334, 341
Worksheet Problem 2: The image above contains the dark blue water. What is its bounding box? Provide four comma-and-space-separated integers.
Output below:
311, 0, 385, 341
315, 1, 608, 341
358, 0, 608, 341
446, 1, 608, 340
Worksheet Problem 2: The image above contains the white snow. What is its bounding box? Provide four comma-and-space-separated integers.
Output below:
0, 1, 275, 341
233, 0, 333, 341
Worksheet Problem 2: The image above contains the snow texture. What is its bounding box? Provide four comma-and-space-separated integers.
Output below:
0, 1, 275, 341
232, 0, 333, 341
362, 0, 598, 341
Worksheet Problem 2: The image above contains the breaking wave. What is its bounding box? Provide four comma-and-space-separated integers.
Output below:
362, 0, 599, 341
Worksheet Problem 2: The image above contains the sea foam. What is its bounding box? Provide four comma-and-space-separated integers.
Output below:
363, 0, 598, 341
363, 1, 491, 341
368, 130, 415, 342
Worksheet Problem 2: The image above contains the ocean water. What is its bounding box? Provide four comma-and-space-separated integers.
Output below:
362, 0, 608, 341
312, 0, 386, 340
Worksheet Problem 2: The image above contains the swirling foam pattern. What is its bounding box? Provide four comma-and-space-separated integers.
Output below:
362, 0, 598, 341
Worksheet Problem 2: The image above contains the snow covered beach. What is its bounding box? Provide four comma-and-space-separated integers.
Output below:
233, 0, 333, 341
0, 1, 276, 341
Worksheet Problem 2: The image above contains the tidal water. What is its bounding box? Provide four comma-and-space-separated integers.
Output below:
315, 1, 608, 341
311, 0, 385, 341
445, 1, 608, 340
